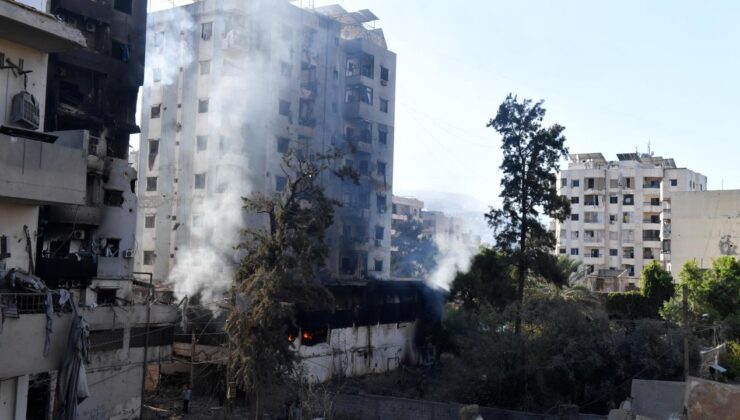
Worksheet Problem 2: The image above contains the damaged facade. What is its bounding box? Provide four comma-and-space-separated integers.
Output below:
0, 1, 178, 419
555, 152, 706, 292
135, 0, 396, 282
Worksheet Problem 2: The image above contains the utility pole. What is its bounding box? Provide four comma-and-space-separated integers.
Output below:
683, 283, 690, 380
190, 330, 196, 389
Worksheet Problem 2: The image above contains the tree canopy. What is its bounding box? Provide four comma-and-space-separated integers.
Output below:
391, 219, 439, 278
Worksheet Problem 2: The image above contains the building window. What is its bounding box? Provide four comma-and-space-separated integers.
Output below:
380, 98, 389, 113
145, 215, 155, 229
111, 40, 129, 61
570, 196, 579, 204
378, 125, 388, 145
280, 61, 292, 77
610, 249, 618, 256
143, 250, 155, 265
570, 248, 579, 256
345, 85, 373, 105
571, 214, 579, 221
376, 195, 387, 213
623, 194, 634, 205
103, 190, 124, 207
609, 214, 617, 223
561, 178, 567, 187
333, 68, 339, 80
114, 0, 133, 14
609, 195, 618, 204
146, 177, 157, 192
559, 248, 566, 254
670, 179, 678, 187
150, 104, 161, 119
650, 197, 660, 206
149, 139, 159, 155
275, 175, 287, 192
377, 161, 386, 176
375, 226, 384, 240
277, 137, 290, 153
201, 22, 213, 41
571, 231, 580, 239
571, 179, 580, 188
194, 173, 206, 190
279, 100, 291, 117
374, 259, 383, 272
200, 60, 211, 75
103, 239, 120, 257
359, 160, 369, 175
197, 135, 208, 151
380, 66, 389, 85
198, 99, 209, 113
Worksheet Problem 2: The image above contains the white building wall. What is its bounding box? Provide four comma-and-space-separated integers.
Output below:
671, 190, 740, 273
0, 39, 48, 130
556, 154, 706, 286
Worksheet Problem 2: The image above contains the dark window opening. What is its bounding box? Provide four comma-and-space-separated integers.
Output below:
345, 85, 373, 105
150, 104, 161, 119
97, 288, 117, 305
380, 66, 389, 85
559, 248, 566, 254
146, 177, 157, 192
89, 329, 124, 352
378, 128, 388, 145
103, 189, 124, 207
571, 179, 580, 188
102, 238, 120, 257
571, 197, 579, 204
143, 250, 155, 265
276, 176, 287, 192
374, 259, 383, 272
198, 99, 209, 113
650, 197, 660, 206
610, 249, 618, 256
376, 195, 387, 214
111, 40, 129, 62
201, 22, 213, 40
377, 161, 386, 176
277, 137, 290, 153
570, 248, 579, 256
571, 214, 579, 221
145, 215, 155, 229
670, 179, 678, 187
380, 98, 389, 113
197, 135, 208, 151
114, 0, 132, 14
609, 195, 618, 204
623, 194, 634, 205
194, 173, 206, 190
279, 100, 291, 117
375, 226, 384, 240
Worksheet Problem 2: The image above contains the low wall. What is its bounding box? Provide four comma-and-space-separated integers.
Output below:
332, 394, 606, 420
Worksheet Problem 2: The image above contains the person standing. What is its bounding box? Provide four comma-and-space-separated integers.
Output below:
182, 384, 192, 414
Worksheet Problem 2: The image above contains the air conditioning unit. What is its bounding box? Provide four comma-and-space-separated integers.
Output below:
123, 249, 135, 259
71, 230, 85, 240
11, 91, 40, 129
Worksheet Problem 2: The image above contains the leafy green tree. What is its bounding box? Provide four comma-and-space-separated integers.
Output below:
485, 94, 570, 333
640, 260, 675, 311
391, 219, 439, 278
450, 248, 516, 310
226, 148, 353, 419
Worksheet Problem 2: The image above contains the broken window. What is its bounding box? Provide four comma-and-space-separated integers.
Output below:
102, 238, 120, 257
201, 22, 213, 41
194, 173, 206, 190
377, 161, 386, 177
277, 137, 290, 153
148, 139, 159, 170
200, 60, 211, 75
275, 176, 287, 192
380, 66, 389, 85
623, 194, 634, 205
146, 177, 157, 192
114, 0, 133, 14
197, 135, 208, 151
346, 53, 374, 78
198, 99, 209, 113
111, 40, 129, 62
150, 104, 161, 119
279, 100, 291, 117
103, 189, 124, 207
345, 85, 373, 105
374, 259, 383, 272
145, 215, 155, 229
380, 98, 389, 113
97, 288, 117, 305
143, 250, 155, 265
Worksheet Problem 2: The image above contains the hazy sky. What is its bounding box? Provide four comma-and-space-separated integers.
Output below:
148, 0, 740, 208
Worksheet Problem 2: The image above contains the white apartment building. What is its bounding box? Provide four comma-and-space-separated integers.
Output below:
136, 0, 396, 283
556, 152, 706, 291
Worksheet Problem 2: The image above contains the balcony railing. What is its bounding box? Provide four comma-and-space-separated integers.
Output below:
0, 293, 63, 315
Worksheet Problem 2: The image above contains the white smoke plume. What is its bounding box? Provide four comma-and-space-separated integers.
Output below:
144, 7, 196, 87
426, 219, 478, 290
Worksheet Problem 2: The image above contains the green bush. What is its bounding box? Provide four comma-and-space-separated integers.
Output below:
718, 341, 740, 381
605, 292, 657, 319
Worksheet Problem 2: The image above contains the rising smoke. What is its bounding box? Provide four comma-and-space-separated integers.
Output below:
145, 1, 295, 305
427, 227, 476, 291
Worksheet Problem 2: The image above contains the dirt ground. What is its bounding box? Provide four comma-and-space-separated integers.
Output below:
142, 387, 250, 420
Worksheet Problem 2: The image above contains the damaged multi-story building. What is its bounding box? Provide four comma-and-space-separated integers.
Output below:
136, 0, 396, 283
555, 152, 706, 292
0, 1, 178, 419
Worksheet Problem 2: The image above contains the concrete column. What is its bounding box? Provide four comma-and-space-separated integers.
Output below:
14, 374, 28, 420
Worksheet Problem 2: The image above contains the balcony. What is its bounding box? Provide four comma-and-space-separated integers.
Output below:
0, 0, 85, 53
36, 255, 97, 287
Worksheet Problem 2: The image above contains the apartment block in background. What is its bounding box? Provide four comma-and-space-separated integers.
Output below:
136, 0, 396, 282
555, 152, 706, 292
